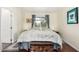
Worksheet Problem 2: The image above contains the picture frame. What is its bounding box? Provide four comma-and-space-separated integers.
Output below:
67, 7, 78, 24
26, 18, 32, 23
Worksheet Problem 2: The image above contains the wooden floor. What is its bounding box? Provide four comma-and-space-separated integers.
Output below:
61, 43, 77, 52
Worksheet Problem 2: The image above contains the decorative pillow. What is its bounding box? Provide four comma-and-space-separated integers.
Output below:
33, 18, 48, 31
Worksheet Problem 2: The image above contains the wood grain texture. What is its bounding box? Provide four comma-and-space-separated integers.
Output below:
61, 43, 77, 52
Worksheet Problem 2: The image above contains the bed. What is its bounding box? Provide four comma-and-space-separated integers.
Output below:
17, 15, 62, 52
17, 29, 62, 52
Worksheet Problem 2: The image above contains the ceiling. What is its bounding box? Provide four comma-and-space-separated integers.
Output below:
22, 7, 63, 13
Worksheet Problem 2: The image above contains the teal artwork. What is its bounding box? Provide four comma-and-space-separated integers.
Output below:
67, 7, 78, 24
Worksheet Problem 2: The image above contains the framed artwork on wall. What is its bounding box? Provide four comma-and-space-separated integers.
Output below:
67, 7, 78, 24
26, 18, 32, 23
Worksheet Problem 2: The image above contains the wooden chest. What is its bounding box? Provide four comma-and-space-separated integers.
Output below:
30, 41, 54, 52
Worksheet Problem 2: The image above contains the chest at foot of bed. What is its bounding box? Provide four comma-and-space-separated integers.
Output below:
30, 41, 61, 52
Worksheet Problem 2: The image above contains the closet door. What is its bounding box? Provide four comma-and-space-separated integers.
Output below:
1, 8, 12, 43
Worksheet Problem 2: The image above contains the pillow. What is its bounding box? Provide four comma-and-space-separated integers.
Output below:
33, 19, 48, 31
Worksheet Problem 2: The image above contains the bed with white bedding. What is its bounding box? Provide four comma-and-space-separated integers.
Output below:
17, 15, 62, 52
17, 29, 62, 51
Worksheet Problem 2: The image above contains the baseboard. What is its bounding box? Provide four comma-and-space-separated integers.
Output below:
63, 40, 79, 51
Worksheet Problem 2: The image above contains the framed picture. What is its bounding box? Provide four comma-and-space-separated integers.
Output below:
67, 7, 78, 24
26, 18, 32, 23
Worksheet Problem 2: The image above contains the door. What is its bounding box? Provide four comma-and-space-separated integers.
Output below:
1, 8, 12, 43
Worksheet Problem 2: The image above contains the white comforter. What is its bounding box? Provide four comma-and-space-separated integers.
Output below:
17, 29, 62, 48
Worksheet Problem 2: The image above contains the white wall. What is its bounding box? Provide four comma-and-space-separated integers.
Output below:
58, 7, 79, 51
0, 8, 2, 51
23, 12, 58, 31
